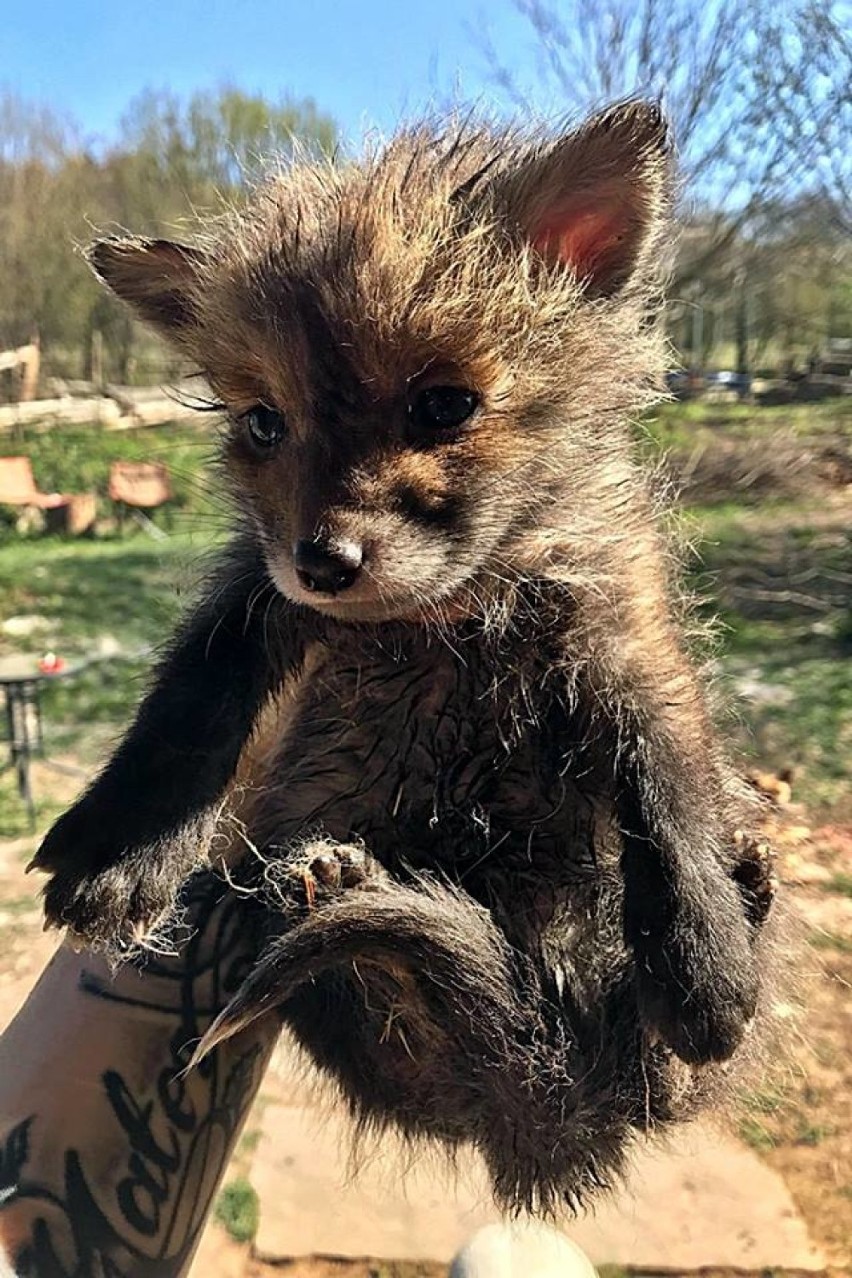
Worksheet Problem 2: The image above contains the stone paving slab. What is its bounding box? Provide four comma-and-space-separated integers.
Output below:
252, 1105, 494, 1262
251, 1102, 826, 1271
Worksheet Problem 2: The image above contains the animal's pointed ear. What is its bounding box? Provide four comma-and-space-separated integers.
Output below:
88, 237, 208, 340
495, 101, 672, 297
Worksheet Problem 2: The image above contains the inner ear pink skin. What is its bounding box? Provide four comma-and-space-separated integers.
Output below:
531, 198, 635, 290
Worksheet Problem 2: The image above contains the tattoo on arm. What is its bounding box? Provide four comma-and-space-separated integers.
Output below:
0, 875, 275, 1277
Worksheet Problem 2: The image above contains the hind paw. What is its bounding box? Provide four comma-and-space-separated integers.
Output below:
290, 842, 382, 908
732, 830, 777, 928
628, 863, 760, 1065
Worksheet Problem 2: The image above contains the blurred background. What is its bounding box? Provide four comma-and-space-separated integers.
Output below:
0, 2, 850, 1275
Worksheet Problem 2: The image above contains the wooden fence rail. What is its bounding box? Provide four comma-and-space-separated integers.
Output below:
0, 342, 40, 401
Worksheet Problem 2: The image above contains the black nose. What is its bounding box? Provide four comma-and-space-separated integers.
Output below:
293, 537, 363, 594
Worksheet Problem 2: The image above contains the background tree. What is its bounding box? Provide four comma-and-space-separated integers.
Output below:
756, 1, 852, 234
0, 85, 338, 385
483, 0, 852, 369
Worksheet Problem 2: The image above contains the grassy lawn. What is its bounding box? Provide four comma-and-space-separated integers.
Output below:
0, 419, 234, 829
0, 535, 203, 649
690, 500, 852, 813
0, 408, 849, 832
0, 420, 225, 539
0, 532, 216, 832
643, 393, 852, 452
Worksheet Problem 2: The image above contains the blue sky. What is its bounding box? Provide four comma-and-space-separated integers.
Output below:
1, 0, 550, 142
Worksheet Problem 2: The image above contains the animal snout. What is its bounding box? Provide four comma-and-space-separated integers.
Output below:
293, 536, 364, 594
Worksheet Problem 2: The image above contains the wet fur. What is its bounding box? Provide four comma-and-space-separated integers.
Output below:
33, 102, 781, 1213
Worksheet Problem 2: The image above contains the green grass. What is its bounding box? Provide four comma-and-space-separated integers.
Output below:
0, 774, 65, 840
0, 533, 218, 754
738, 1080, 837, 1154
737, 1084, 788, 1151
643, 395, 852, 453
723, 656, 851, 812
738, 1103, 826, 1154
235, 1127, 261, 1157
0, 532, 217, 832
809, 928, 852, 953
742, 1085, 788, 1117
683, 500, 852, 813
213, 1178, 260, 1244
738, 1115, 777, 1152
0, 420, 227, 538
0, 535, 205, 649
823, 872, 852, 898
0, 425, 229, 805
793, 1118, 835, 1147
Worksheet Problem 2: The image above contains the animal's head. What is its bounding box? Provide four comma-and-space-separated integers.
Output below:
92, 101, 672, 623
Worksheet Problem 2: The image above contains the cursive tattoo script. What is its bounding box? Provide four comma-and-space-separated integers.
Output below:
0, 875, 274, 1277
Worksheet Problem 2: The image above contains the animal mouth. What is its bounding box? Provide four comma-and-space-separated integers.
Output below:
265, 554, 403, 621
265, 550, 478, 626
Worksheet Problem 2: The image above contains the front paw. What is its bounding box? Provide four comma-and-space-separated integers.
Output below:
632, 901, 759, 1065
32, 801, 206, 948
625, 847, 761, 1065
40, 857, 181, 949
30, 797, 109, 878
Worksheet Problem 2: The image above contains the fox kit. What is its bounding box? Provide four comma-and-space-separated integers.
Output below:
34, 102, 776, 1211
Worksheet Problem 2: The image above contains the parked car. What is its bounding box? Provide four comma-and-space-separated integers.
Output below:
665, 369, 705, 399
705, 370, 751, 400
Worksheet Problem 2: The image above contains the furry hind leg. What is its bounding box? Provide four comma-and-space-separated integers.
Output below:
197, 853, 701, 1215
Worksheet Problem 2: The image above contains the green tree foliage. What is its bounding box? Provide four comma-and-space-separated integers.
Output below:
670, 196, 852, 370
0, 85, 338, 382
118, 84, 336, 209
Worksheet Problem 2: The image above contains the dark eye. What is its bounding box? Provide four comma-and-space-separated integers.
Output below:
409, 386, 479, 435
241, 404, 287, 451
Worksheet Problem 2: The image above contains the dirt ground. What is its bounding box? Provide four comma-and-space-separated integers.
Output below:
1, 765, 850, 1278
750, 816, 852, 1268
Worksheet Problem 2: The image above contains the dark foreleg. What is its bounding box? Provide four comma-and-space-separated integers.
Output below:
567, 579, 775, 1065
31, 536, 307, 945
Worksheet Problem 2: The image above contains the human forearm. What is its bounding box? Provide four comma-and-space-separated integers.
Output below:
0, 875, 278, 1278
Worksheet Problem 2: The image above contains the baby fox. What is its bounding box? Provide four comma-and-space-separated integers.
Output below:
33, 101, 776, 1209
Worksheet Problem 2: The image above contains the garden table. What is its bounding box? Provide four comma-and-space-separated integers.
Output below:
0, 653, 88, 830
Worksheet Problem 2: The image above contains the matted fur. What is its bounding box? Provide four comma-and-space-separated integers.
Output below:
33, 101, 784, 1215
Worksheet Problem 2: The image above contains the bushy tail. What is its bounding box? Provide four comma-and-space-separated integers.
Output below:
197, 874, 698, 1214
